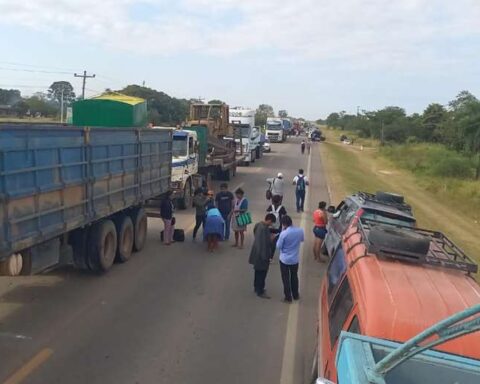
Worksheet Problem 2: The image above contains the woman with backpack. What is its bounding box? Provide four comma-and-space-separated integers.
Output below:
293, 169, 309, 213
266, 195, 287, 259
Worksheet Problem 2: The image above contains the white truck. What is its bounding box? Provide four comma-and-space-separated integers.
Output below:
266, 117, 286, 143
229, 107, 261, 166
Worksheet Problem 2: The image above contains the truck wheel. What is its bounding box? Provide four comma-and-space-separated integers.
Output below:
88, 220, 117, 273
115, 215, 134, 263
131, 208, 148, 252
70, 227, 90, 270
0, 253, 23, 276
177, 181, 192, 210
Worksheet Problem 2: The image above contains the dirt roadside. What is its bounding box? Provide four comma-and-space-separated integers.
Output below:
319, 138, 480, 264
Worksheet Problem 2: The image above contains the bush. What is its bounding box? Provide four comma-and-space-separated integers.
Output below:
428, 156, 473, 178
382, 143, 474, 179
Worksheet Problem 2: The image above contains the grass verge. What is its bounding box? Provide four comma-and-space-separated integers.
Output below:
320, 131, 480, 265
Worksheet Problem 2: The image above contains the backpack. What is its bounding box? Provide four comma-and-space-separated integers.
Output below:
270, 204, 283, 229
296, 175, 306, 191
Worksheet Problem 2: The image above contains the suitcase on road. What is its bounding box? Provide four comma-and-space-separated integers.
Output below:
160, 229, 185, 242
173, 229, 185, 242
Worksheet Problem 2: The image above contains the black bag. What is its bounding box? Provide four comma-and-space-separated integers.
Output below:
171, 217, 176, 226
173, 229, 185, 242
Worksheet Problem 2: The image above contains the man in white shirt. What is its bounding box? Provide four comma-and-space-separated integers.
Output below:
266, 172, 285, 204
292, 169, 309, 212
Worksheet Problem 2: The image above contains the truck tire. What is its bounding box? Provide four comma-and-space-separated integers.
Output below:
88, 220, 117, 273
251, 151, 256, 163
131, 208, 148, 252
70, 227, 90, 270
369, 225, 431, 256
177, 180, 192, 210
115, 215, 134, 263
0, 253, 23, 276
376, 191, 405, 204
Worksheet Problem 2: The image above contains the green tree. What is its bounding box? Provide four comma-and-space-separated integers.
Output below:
208, 99, 224, 104
278, 109, 288, 118
326, 112, 340, 128
454, 98, 480, 179
25, 96, 57, 117
120, 84, 190, 125
255, 104, 275, 126
48, 81, 76, 105
420, 103, 446, 141
12, 100, 29, 117
0, 88, 21, 105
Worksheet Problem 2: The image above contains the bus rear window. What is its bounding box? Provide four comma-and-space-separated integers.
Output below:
361, 210, 415, 227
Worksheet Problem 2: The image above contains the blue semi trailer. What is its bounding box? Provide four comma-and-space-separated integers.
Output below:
0, 124, 172, 275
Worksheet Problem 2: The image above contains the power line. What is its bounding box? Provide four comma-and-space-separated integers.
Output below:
0, 61, 81, 72
0, 67, 72, 75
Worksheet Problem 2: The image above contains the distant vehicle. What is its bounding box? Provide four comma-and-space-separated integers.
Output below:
322, 191, 416, 258
229, 107, 261, 165
310, 130, 325, 142
266, 117, 287, 143
263, 138, 271, 153
313, 210, 480, 382
317, 305, 480, 383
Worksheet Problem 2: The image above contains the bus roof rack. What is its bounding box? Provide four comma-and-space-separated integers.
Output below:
355, 191, 413, 213
358, 218, 478, 274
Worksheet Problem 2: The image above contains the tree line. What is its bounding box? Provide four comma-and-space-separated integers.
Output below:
1, 82, 293, 129
324, 91, 480, 179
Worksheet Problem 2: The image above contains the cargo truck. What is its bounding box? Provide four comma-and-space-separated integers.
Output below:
229, 107, 261, 165
0, 124, 172, 276
186, 103, 243, 180
266, 117, 287, 143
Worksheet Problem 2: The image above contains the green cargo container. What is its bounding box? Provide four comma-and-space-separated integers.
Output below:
72, 94, 147, 127
185, 125, 208, 167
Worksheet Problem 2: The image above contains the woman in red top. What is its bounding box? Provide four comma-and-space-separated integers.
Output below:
312, 201, 328, 261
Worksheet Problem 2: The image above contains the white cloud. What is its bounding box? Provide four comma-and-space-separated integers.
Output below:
0, 0, 479, 69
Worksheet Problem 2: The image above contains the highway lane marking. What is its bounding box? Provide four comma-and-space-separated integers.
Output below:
3, 347, 53, 384
279, 147, 312, 384
184, 182, 245, 234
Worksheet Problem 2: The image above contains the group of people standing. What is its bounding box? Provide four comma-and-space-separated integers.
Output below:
191, 184, 249, 252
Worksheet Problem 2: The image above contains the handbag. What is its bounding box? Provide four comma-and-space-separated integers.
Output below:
171, 217, 176, 226
236, 211, 252, 226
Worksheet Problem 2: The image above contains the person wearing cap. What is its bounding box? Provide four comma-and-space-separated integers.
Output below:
266, 172, 285, 204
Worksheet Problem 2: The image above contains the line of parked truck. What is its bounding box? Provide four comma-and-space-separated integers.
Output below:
0, 94, 277, 276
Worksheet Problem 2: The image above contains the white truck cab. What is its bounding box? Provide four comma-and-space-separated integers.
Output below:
154, 127, 201, 209
266, 117, 286, 143
229, 107, 260, 165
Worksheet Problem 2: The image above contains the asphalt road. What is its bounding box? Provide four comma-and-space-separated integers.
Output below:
0, 138, 330, 384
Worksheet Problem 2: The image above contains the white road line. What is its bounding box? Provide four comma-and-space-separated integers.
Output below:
280, 147, 312, 384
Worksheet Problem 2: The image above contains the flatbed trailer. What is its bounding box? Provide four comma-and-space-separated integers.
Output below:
0, 124, 172, 275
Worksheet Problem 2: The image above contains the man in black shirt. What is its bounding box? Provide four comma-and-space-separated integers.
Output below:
215, 183, 234, 240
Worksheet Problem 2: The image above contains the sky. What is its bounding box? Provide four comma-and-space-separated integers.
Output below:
0, 0, 479, 119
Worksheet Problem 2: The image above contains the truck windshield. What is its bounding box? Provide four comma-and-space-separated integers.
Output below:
233, 126, 251, 138
267, 124, 282, 131
173, 137, 188, 157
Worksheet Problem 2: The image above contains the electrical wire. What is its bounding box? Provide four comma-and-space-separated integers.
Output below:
0, 67, 74, 75
0, 61, 82, 72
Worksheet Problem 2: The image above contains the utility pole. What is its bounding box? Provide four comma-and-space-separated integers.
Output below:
381, 120, 385, 146
60, 88, 64, 123
74, 70, 96, 99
